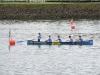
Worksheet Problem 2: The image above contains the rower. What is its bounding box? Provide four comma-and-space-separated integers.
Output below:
79, 36, 83, 42
46, 35, 52, 42
67, 36, 73, 42
38, 33, 41, 42
76, 36, 83, 42
57, 36, 62, 42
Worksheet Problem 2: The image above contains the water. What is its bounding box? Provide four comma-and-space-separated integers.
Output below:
0, 19, 100, 75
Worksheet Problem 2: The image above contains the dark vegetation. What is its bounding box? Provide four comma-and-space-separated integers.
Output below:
0, 3, 100, 19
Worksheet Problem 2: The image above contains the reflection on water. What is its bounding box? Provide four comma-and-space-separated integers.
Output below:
0, 19, 100, 75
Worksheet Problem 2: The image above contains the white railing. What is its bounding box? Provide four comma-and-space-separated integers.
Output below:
1, 0, 100, 2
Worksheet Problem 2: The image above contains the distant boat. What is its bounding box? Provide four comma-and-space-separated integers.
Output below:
27, 40, 93, 45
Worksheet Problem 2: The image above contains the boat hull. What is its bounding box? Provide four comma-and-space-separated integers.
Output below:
27, 40, 93, 45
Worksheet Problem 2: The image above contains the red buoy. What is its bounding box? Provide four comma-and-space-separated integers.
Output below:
9, 40, 15, 45
71, 25, 75, 29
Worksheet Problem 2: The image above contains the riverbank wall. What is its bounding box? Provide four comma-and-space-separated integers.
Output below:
0, 4, 100, 19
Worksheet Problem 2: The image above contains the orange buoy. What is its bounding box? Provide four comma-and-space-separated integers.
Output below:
9, 40, 15, 45
71, 25, 75, 29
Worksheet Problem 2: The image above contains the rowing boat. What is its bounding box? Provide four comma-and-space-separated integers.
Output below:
27, 40, 93, 45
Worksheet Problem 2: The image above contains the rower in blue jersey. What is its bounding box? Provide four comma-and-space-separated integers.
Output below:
57, 36, 62, 42
38, 33, 41, 42
67, 36, 73, 42
79, 36, 83, 42
46, 35, 52, 42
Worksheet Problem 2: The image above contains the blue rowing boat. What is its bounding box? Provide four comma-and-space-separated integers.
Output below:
27, 40, 93, 45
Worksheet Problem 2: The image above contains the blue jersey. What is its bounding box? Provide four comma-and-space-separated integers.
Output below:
70, 38, 73, 42
79, 38, 83, 42
58, 38, 62, 42
47, 38, 52, 42
38, 35, 41, 39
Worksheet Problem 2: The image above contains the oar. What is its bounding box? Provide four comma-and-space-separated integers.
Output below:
17, 39, 37, 43
17, 40, 25, 43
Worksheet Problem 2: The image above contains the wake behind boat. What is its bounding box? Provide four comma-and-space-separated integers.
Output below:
27, 40, 93, 45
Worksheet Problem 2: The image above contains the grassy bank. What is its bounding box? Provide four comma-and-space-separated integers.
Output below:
0, 3, 100, 19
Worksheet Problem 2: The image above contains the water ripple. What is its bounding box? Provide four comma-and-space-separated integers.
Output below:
0, 19, 100, 75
